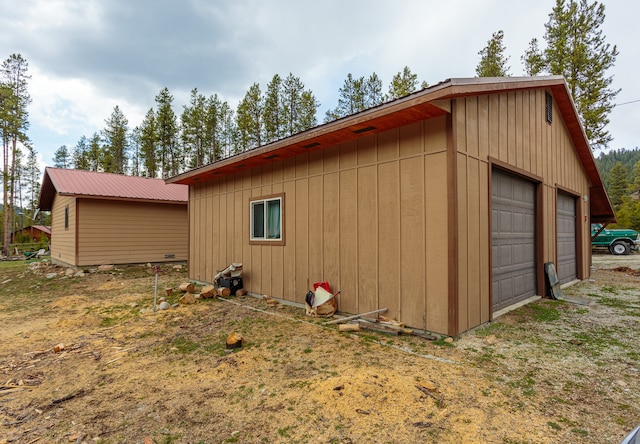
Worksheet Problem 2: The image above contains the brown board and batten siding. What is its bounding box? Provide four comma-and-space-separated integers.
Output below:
50, 195, 77, 266
172, 77, 616, 336
452, 89, 590, 332
76, 199, 188, 266
189, 115, 451, 334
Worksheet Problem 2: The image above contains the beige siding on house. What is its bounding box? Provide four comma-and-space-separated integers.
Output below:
189, 116, 451, 333
76, 199, 188, 266
453, 90, 590, 331
50, 195, 76, 266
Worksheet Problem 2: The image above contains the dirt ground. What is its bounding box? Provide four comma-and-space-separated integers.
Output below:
0, 254, 639, 444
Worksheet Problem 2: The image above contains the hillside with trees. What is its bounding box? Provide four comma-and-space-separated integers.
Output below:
595, 148, 640, 230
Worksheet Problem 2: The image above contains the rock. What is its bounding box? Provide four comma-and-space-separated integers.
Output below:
226, 332, 244, 349
98, 264, 114, 272
180, 293, 196, 304
46, 273, 57, 279
173, 264, 183, 270
266, 298, 278, 305
73, 271, 85, 278
53, 343, 65, 353
158, 301, 171, 310
65, 268, 75, 276
159, 297, 166, 302
444, 337, 454, 343
235, 288, 248, 297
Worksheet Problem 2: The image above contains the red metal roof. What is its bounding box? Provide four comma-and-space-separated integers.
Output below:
38, 168, 188, 211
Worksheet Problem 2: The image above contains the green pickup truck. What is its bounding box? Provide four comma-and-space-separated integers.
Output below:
591, 224, 640, 255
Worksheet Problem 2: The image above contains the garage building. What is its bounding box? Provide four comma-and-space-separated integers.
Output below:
168, 76, 615, 336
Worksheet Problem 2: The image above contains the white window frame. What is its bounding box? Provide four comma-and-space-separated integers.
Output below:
249, 194, 284, 245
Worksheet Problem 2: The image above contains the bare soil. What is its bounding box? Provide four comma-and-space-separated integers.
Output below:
0, 254, 639, 444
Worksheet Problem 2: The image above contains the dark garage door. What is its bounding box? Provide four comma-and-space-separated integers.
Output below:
556, 191, 577, 284
492, 170, 537, 312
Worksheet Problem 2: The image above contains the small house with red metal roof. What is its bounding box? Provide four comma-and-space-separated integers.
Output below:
167, 76, 616, 336
38, 168, 188, 267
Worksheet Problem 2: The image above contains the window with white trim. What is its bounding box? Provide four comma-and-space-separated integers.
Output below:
250, 194, 284, 244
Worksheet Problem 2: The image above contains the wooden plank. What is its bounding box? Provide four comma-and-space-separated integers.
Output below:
323, 173, 340, 292
271, 182, 284, 298
357, 165, 378, 314
308, 175, 323, 285
467, 157, 481, 328
515, 90, 523, 168
479, 164, 490, 323
357, 134, 377, 165
339, 169, 358, 313
465, 96, 479, 158
507, 92, 516, 165
296, 153, 309, 178
455, 98, 467, 155
488, 94, 500, 159
400, 157, 426, 328
377, 128, 398, 162
456, 154, 469, 332
323, 145, 339, 173
282, 181, 296, 301
424, 115, 447, 154
309, 149, 323, 176
399, 122, 423, 158
295, 179, 309, 303
478, 95, 489, 160
377, 161, 400, 320
425, 153, 449, 333
340, 140, 357, 168
498, 93, 508, 161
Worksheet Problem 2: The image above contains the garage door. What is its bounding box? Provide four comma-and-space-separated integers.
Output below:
557, 192, 577, 284
492, 170, 537, 312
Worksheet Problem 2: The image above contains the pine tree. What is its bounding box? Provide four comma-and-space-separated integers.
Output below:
53, 145, 70, 168
476, 30, 511, 77
139, 108, 158, 177
297, 90, 319, 133
608, 161, 629, 210
263, 74, 284, 143
155, 87, 179, 177
388, 66, 420, 100
102, 105, 129, 174
72, 135, 90, 170
129, 126, 141, 176
521, 38, 546, 76
87, 132, 103, 172
236, 83, 263, 152
542, 0, 619, 149
181, 88, 207, 168
23, 145, 39, 216
1, 54, 30, 256
214, 100, 236, 159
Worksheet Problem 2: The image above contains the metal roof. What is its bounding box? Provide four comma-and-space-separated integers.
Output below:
167, 76, 615, 223
38, 168, 188, 211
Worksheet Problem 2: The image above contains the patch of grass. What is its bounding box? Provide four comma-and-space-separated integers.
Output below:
527, 302, 563, 322
547, 421, 562, 431
170, 336, 201, 354
571, 428, 589, 437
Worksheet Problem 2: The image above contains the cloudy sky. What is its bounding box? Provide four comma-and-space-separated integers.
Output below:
1, 0, 638, 169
